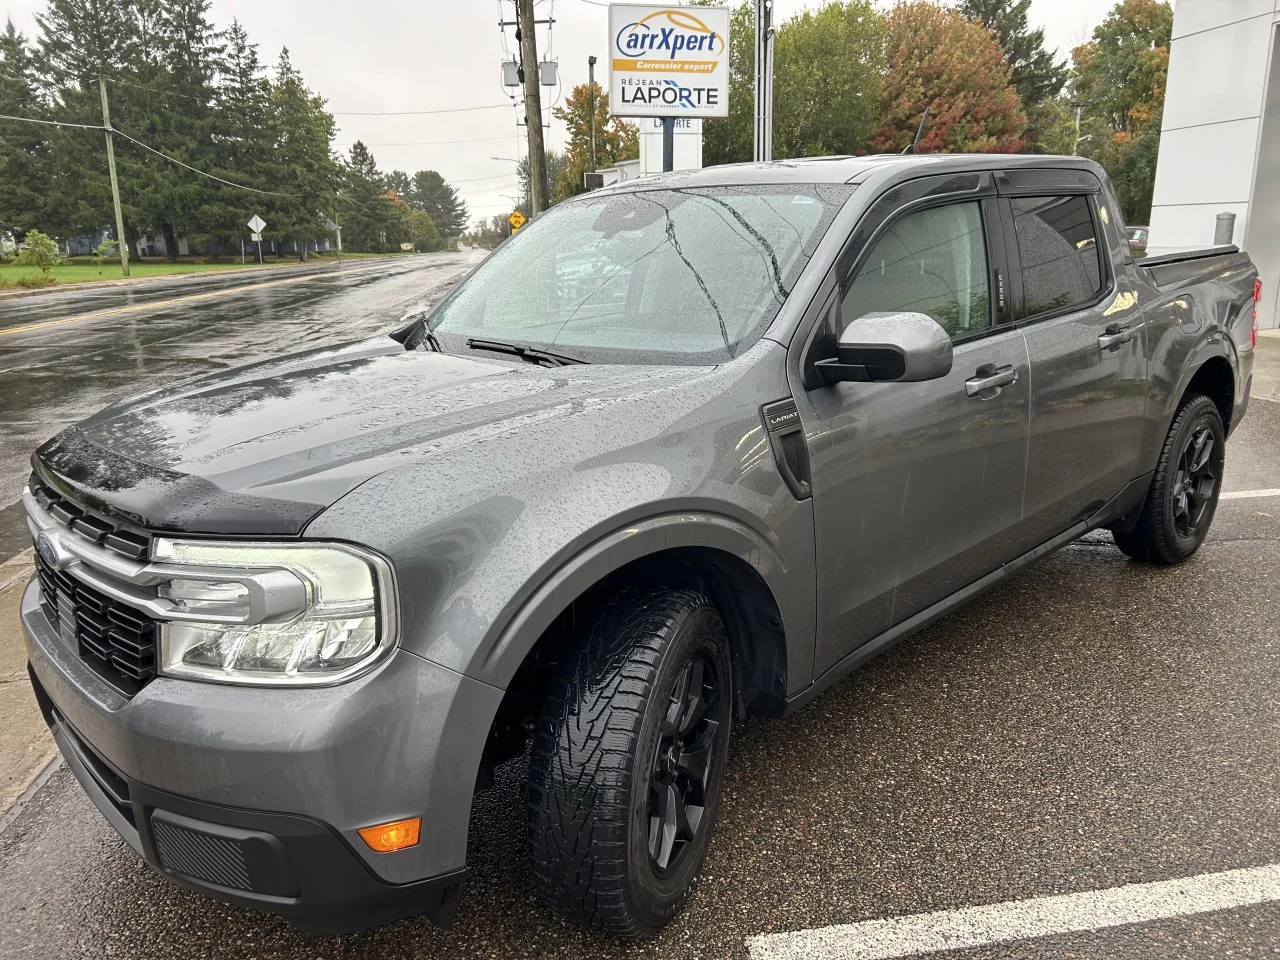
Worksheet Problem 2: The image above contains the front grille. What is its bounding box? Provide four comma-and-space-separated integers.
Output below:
29, 475, 151, 560
35, 552, 158, 696
152, 816, 253, 892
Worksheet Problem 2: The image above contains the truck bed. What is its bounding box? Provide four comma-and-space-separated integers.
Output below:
1141, 246, 1252, 289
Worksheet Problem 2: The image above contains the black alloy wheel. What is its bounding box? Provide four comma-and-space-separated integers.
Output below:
1172, 425, 1218, 538
1113, 393, 1226, 564
646, 651, 725, 876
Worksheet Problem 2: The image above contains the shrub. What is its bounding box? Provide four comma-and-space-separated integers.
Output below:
92, 239, 117, 274
16, 230, 61, 276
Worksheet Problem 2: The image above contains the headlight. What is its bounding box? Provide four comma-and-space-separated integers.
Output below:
153, 539, 397, 686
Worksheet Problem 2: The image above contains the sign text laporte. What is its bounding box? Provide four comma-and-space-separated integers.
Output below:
608, 4, 730, 119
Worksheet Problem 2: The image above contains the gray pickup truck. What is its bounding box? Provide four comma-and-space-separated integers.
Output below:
21, 155, 1260, 937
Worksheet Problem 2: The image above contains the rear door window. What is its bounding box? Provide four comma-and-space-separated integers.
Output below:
1010, 195, 1104, 319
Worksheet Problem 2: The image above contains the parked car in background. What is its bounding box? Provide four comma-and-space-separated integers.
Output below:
22, 155, 1260, 938
1127, 224, 1150, 255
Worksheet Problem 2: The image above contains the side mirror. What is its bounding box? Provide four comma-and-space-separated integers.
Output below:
815, 311, 953, 385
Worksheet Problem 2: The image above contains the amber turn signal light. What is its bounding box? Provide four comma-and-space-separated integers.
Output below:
358, 817, 421, 852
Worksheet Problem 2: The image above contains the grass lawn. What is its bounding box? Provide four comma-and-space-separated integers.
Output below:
0, 251, 411, 290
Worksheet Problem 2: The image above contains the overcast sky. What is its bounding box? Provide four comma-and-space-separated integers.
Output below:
3, 0, 1149, 226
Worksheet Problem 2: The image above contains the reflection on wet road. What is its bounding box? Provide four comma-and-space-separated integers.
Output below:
0, 253, 480, 512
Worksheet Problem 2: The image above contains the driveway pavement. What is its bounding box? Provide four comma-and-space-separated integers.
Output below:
0, 294, 1277, 959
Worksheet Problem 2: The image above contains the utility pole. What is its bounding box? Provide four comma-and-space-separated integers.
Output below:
98, 77, 130, 277
517, 0, 549, 213
587, 55, 598, 173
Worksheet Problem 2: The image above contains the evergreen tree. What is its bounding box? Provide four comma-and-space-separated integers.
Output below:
958, 0, 1067, 152
407, 170, 467, 240
131, 0, 223, 259
0, 20, 50, 238
268, 47, 339, 260
204, 20, 273, 258
340, 141, 405, 252
385, 169, 411, 198
35, 0, 135, 239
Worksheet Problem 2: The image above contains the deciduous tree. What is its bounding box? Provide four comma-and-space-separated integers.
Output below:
551, 84, 638, 201
957, 0, 1067, 152
702, 1, 884, 165
874, 1, 1026, 154
1070, 0, 1173, 223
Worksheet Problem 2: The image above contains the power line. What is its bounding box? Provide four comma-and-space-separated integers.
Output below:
0, 113, 104, 131
452, 172, 521, 184
112, 127, 303, 197
334, 134, 516, 148
104, 75, 207, 101
331, 104, 512, 117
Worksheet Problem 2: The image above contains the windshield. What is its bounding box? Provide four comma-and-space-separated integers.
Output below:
428, 184, 854, 364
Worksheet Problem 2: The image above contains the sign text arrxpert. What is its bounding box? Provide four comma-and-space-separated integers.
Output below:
609, 5, 730, 120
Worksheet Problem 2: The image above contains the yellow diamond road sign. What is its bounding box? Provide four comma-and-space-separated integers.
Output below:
509, 211, 527, 232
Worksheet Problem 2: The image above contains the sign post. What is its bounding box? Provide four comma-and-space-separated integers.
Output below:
247, 215, 266, 265
609, 4, 729, 174
509, 210, 527, 234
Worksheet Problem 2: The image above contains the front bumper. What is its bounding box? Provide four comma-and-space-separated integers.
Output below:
22, 578, 503, 933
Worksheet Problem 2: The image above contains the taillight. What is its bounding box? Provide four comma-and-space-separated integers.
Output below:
1254, 278, 1262, 348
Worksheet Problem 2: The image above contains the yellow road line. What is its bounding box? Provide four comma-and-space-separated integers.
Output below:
0, 261, 396, 339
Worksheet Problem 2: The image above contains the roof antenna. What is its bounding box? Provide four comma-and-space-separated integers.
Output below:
902, 107, 930, 155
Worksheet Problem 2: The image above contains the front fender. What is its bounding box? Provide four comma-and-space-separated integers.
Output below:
471, 509, 814, 693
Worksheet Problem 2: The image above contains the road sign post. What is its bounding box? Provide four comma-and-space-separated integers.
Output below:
247, 216, 266, 266
509, 211, 527, 234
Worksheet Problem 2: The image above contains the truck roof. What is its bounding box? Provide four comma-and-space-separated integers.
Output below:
597, 153, 1107, 192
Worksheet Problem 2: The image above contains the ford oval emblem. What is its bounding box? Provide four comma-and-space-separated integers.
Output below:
35, 533, 60, 570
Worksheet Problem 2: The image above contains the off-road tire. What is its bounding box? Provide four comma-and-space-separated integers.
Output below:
527, 588, 733, 937
1113, 393, 1226, 564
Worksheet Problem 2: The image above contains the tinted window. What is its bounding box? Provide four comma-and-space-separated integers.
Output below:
428, 184, 854, 364
1012, 196, 1104, 318
842, 202, 990, 340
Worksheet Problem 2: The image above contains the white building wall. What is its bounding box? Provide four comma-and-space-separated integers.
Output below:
1149, 0, 1280, 326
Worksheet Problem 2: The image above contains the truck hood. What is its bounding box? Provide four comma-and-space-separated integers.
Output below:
35, 338, 714, 535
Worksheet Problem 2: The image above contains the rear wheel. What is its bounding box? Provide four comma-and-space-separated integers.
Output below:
1113, 393, 1225, 564
526, 589, 732, 937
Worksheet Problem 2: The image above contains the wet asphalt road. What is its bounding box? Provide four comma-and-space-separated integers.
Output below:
0, 253, 481, 560
1, 269, 1279, 958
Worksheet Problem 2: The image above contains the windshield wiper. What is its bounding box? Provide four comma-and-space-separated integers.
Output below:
465, 338, 587, 367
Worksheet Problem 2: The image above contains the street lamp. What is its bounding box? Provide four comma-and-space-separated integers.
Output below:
492, 157, 530, 212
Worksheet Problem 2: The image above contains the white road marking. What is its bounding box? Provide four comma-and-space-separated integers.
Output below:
745, 864, 1280, 960
1221, 488, 1280, 500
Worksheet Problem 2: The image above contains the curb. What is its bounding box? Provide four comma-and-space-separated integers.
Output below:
0, 750, 61, 837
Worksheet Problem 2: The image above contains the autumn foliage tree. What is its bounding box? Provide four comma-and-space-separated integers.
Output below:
552, 83, 638, 202
1071, 0, 1173, 223
875, 2, 1026, 154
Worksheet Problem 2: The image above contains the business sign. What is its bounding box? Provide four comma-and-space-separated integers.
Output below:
609, 4, 730, 119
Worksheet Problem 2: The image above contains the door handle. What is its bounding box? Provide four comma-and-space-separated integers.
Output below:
1098, 323, 1135, 350
965, 364, 1018, 398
